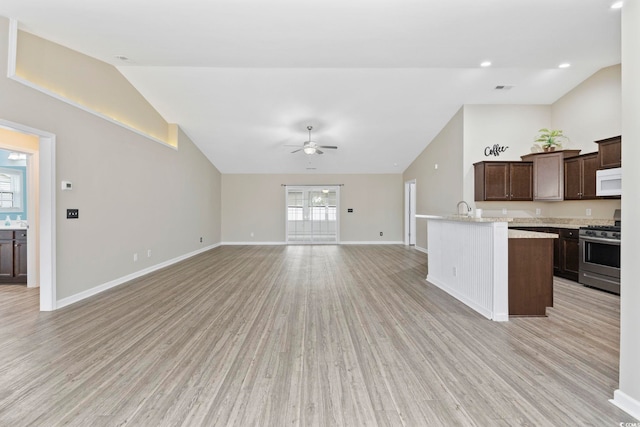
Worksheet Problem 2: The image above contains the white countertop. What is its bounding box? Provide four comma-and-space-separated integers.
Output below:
0, 225, 28, 230
417, 214, 512, 223
508, 229, 558, 239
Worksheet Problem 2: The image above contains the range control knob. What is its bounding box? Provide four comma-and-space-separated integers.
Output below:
613, 233, 621, 239
601, 231, 608, 237
586, 230, 596, 236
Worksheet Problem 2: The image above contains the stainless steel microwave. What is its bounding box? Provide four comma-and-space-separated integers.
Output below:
596, 167, 622, 196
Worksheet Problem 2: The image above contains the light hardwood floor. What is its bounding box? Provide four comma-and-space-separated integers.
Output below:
0, 245, 634, 426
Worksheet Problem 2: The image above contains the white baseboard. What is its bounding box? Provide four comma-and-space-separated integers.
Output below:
56, 243, 221, 309
220, 241, 404, 246
222, 241, 286, 245
340, 241, 404, 245
414, 245, 428, 254
426, 274, 495, 321
611, 389, 640, 421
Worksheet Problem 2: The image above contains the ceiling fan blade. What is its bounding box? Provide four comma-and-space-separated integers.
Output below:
315, 148, 324, 154
291, 148, 303, 153
317, 145, 338, 149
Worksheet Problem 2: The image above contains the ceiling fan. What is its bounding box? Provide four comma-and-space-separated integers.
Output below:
290, 126, 338, 155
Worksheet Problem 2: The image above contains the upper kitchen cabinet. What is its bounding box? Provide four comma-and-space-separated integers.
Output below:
474, 161, 533, 201
564, 153, 599, 200
595, 135, 621, 169
521, 150, 581, 201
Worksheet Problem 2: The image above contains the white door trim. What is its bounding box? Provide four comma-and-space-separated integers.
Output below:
404, 180, 416, 246
0, 119, 56, 311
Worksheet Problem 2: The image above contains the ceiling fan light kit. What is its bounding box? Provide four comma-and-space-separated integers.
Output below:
291, 126, 338, 155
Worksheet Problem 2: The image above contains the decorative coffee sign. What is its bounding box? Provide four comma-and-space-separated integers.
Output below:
484, 144, 509, 157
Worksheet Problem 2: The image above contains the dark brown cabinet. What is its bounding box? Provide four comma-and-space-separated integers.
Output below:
564, 153, 599, 200
474, 161, 533, 201
558, 228, 579, 282
521, 150, 581, 201
510, 226, 578, 282
508, 237, 554, 316
595, 135, 621, 169
0, 230, 27, 283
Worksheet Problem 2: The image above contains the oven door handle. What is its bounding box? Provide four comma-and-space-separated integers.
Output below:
580, 236, 621, 245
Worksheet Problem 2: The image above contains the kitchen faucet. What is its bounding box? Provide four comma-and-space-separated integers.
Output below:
457, 200, 471, 216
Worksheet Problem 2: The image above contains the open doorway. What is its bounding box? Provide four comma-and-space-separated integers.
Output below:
404, 180, 416, 246
0, 119, 56, 311
0, 148, 30, 287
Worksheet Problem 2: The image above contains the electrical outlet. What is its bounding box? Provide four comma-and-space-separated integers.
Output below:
147, 249, 152, 258
250, 232, 254, 238
200, 237, 203, 243
502, 208, 507, 215
133, 253, 138, 262
586, 208, 592, 216
67, 209, 79, 219
380, 231, 383, 236
452, 267, 457, 277
535, 208, 541, 215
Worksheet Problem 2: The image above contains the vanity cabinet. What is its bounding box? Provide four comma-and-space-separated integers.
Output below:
521, 150, 581, 201
564, 153, 599, 200
0, 230, 27, 283
595, 135, 621, 169
474, 161, 533, 201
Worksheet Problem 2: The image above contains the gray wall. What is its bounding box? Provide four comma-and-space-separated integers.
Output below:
0, 17, 222, 300
222, 174, 403, 243
403, 107, 464, 250
619, 1, 640, 416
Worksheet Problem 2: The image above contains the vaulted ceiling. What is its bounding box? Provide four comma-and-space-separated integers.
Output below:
0, 0, 621, 173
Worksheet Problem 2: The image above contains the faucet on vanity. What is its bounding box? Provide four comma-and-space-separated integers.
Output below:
456, 200, 471, 216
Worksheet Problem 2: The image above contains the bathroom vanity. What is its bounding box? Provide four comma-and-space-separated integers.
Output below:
0, 229, 27, 283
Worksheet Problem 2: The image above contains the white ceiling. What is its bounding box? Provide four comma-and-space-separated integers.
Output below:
0, 0, 622, 173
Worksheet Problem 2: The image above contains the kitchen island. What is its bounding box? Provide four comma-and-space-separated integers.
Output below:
425, 216, 556, 321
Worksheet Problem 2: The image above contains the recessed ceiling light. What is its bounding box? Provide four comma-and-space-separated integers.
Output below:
480, 61, 492, 67
558, 63, 571, 69
611, 1, 623, 9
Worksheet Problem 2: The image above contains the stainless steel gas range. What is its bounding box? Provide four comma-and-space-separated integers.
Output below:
578, 210, 621, 294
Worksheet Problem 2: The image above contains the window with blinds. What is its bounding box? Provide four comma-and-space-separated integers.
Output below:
0, 168, 23, 211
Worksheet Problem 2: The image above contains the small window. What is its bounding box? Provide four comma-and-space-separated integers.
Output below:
0, 168, 23, 212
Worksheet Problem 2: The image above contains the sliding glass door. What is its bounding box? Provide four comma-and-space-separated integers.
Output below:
286, 186, 340, 244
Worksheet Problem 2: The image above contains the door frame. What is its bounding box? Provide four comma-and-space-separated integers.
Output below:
404, 179, 416, 246
0, 119, 56, 311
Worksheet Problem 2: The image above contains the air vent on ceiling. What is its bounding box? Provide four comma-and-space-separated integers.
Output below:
495, 85, 514, 90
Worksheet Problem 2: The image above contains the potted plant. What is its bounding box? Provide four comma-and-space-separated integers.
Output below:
534, 128, 568, 151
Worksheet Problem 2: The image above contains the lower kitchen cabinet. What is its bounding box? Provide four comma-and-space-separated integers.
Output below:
0, 230, 27, 283
558, 228, 579, 282
508, 237, 554, 316
510, 226, 579, 282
